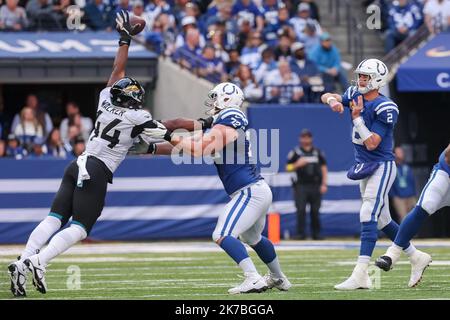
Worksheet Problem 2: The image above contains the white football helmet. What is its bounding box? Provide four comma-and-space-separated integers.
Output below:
205, 82, 245, 115
354, 58, 389, 94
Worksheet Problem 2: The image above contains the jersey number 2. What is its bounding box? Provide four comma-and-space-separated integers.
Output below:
91, 111, 122, 148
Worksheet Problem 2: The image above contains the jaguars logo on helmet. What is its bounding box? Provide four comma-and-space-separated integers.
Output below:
110, 77, 145, 109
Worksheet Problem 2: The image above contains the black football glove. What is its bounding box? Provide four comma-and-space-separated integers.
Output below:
116, 10, 132, 46
128, 136, 148, 155
197, 116, 214, 130
128, 137, 158, 155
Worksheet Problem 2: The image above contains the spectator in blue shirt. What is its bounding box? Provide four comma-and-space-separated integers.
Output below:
260, 0, 283, 27
232, 0, 264, 32
84, 0, 116, 31
389, 146, 417, 222
172, 27, 202, 70
28, 137, 52, 159
263, 5, 293, 47
197, 44, 226, 82
308, 32, 348, 92
225, 47, 241, 76
5, 134, 26, 160
385, 0, 423, 52
115, 0, 132, 14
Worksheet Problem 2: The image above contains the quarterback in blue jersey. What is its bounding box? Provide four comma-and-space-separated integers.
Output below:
143, 82, 291, 294
375, 144, 450, 286
321, 58, 427, 290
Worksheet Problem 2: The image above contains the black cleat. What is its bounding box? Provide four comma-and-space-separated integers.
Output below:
375, 255, 393, 272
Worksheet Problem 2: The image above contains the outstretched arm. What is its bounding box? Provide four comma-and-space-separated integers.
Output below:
107, 10, 133, 87
107, 44, 129, 87
168, 124, 238, 157
321, 93, 344, 113
162, 117, 214, 132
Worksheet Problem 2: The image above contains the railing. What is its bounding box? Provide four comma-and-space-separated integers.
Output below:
171, 47, 223, 84
382, 23, 431, 83
329, 0, 365, 67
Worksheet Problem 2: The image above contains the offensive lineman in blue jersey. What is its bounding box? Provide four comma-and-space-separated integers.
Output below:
142, 82, 291, 294
321, 58, 429, 290
375, 144, 450, 285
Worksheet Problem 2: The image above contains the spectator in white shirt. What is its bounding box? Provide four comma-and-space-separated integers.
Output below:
423, 0, 450, 34
264, 59, 304, 104
0, 0, 28, 31
59, 102, 93, 145
11, 94, 53, 140
14, 107, 44, 152
289, 2, 322, 42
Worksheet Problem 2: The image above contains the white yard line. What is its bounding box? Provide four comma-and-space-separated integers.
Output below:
1, 240, 449, 256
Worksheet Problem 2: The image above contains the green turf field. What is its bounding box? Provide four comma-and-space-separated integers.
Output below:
1, 243, 449, 300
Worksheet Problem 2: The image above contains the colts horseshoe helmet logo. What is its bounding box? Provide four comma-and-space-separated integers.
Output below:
223, 83, 236, 95
376, 62, 387, 76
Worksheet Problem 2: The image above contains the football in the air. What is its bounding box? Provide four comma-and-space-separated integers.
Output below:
130, 16, 146, 36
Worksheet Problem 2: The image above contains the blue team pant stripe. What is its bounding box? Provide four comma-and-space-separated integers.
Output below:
221, 191, 245, 237
418, 169, 438, 208
371, 162, 388, 221
378, 161, 394, 218
227, 188, 252, 236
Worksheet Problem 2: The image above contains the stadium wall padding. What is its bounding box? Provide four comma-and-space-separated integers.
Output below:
0, 104, 361, 243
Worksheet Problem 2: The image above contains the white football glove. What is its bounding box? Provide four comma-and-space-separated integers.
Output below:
143, 121, 172, 141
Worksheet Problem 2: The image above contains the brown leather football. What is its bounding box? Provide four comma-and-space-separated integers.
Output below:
130, 16, 146, 36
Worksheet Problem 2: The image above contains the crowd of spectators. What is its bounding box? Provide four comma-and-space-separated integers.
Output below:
0, 0, 350, 104
365, 0, 450, 52
1, 0, 449, 159
0, 94, 91, 159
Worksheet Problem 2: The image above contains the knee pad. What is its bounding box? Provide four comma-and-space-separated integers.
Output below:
361, 222, 378, 242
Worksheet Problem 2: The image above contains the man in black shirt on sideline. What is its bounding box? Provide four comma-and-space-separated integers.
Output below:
286, 129, 327, 240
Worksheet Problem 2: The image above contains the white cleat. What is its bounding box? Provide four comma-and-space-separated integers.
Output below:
334, 264, 372, 290
8, 260, 28, 297
228, 272, 268, 294
24, 255, 47, 294
408, 250, 432, 288
263, 272, 292, 291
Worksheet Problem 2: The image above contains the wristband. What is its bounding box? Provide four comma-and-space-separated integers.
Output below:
353, 117, 373, 141
147, 143, 157, 155
326, 96, 337, 105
